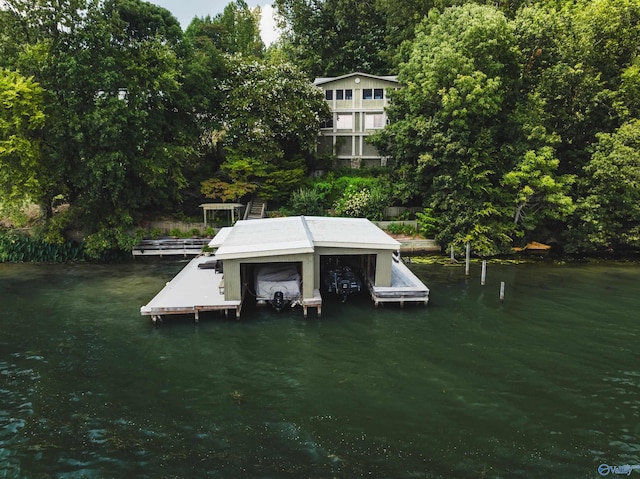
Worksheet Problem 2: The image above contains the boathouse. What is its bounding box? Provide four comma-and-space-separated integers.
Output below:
141, 216, 429, 322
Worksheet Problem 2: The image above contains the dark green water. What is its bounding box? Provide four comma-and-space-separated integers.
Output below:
1, 259, 639, 478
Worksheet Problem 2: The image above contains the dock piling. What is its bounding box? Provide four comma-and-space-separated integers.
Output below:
481, 260, 487, 286
500, 282, 505, 301
465, 242, 470, 275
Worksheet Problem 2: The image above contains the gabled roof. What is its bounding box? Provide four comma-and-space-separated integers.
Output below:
313, 72, 398, 86
213, 217, 314, 260
211, 216, 400, 260
305, 216, 399, 250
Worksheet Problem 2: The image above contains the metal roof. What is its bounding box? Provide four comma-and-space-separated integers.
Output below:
213, 216, 399, 260
305, 216, 400, 250
209, 227, 233, 249
214, 217, 314, 260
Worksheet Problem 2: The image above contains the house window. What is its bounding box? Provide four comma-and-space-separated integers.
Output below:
336, 113, 353, 129
321, 118, 334, 129
325, 90, 333, 101
374, 88, 384, 99
363, 89, 372, 100
345, 89, 353, 100
336, 89, 344, 100
365, 113, 385, 129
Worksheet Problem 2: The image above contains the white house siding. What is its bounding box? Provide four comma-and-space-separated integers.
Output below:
314, 73, 398, 167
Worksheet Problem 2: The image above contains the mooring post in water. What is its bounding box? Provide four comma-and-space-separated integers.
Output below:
500, 281, 505, 301
481, 260, 487, 286
465, 242, 471, 275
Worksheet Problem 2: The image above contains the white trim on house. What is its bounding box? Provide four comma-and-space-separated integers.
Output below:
314, 72, 399, 167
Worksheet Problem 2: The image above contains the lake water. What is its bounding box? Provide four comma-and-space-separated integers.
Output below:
0, 259, 639, 478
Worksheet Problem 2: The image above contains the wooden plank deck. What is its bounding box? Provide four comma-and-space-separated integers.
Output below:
140, 255, 242, 323
367, 259, 429, 307
132, 238, 210, 257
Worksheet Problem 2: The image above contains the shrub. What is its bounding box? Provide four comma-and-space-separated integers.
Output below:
416, 208, 438, 237
287, 187, 327, 216
333, 185, 388, 221
0, 230, 84, 262
386, 222, 417, 236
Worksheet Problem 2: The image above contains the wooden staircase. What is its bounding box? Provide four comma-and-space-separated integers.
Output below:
244, 198, 267, 220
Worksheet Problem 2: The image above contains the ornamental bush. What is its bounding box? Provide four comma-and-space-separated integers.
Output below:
333, 185, 388, 221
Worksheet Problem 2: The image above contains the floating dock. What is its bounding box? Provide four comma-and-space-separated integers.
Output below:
132, 238, 210, 257
140, 255, 242, 323
140, 216, 429, 323
368, 257, 430, 307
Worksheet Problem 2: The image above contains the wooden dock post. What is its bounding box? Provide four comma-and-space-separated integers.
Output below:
481, 260, 487, 286
465, 242, 470, 276
500, 281, 505, 301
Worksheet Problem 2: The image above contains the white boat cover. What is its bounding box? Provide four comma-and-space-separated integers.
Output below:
255, 264, 301, 301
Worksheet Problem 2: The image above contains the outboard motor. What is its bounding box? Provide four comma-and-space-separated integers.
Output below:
272, 291, 285, 312
339, 279, 351, 303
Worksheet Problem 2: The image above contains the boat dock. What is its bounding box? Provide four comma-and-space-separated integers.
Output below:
132, 238, 209, 257
368, 257, 430, 307
140, 255, 242, 323
140, 216, 429, 323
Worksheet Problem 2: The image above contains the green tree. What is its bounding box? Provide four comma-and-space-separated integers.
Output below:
515, 0, 640, 174
186, 0, 264, 57
1, 0, 197, 256
274, 0, 390, 77
372, 5, 523, 254
202, 57, 329, 202
0, 69, 45, 209
571, 119, 640, 251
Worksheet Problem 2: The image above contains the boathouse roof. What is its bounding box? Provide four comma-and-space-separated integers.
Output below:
211, 216, 400, 260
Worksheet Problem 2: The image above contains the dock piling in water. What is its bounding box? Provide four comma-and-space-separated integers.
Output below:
481, 260, 487, 286
465, 242, 470, 275
500, 281, 505, 301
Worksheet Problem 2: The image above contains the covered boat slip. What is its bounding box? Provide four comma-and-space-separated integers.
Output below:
140, 216, 429, 322
140, 255, 242, 323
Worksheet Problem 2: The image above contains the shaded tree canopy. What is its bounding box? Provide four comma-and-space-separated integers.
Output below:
201, 57, 329, 202
0, 0, 639, 257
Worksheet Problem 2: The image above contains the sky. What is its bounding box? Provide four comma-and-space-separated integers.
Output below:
151, 0, 282, 45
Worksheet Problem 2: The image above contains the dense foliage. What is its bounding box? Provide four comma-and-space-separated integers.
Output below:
0, 0, 327, 259
0, 0, 639, 259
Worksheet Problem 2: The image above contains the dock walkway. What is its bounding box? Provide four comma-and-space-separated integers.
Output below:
140, 255, 242, 322
132, 238, 209, 257
367, 258, 430, 307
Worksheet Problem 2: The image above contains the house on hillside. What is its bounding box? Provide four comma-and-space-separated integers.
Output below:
314, 72, 398, 168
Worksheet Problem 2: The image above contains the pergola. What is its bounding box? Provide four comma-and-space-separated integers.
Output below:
199, 203, 244, 227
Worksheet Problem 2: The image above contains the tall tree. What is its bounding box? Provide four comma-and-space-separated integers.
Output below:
372, 4, 573, 254
0, 69, 45, 210
570, 119, 640, 251
186, 0, 264, 57
1, 0, 198, 255
515, 0, 640, 174
274, 0, 390, 77
201, 57, 329, 202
